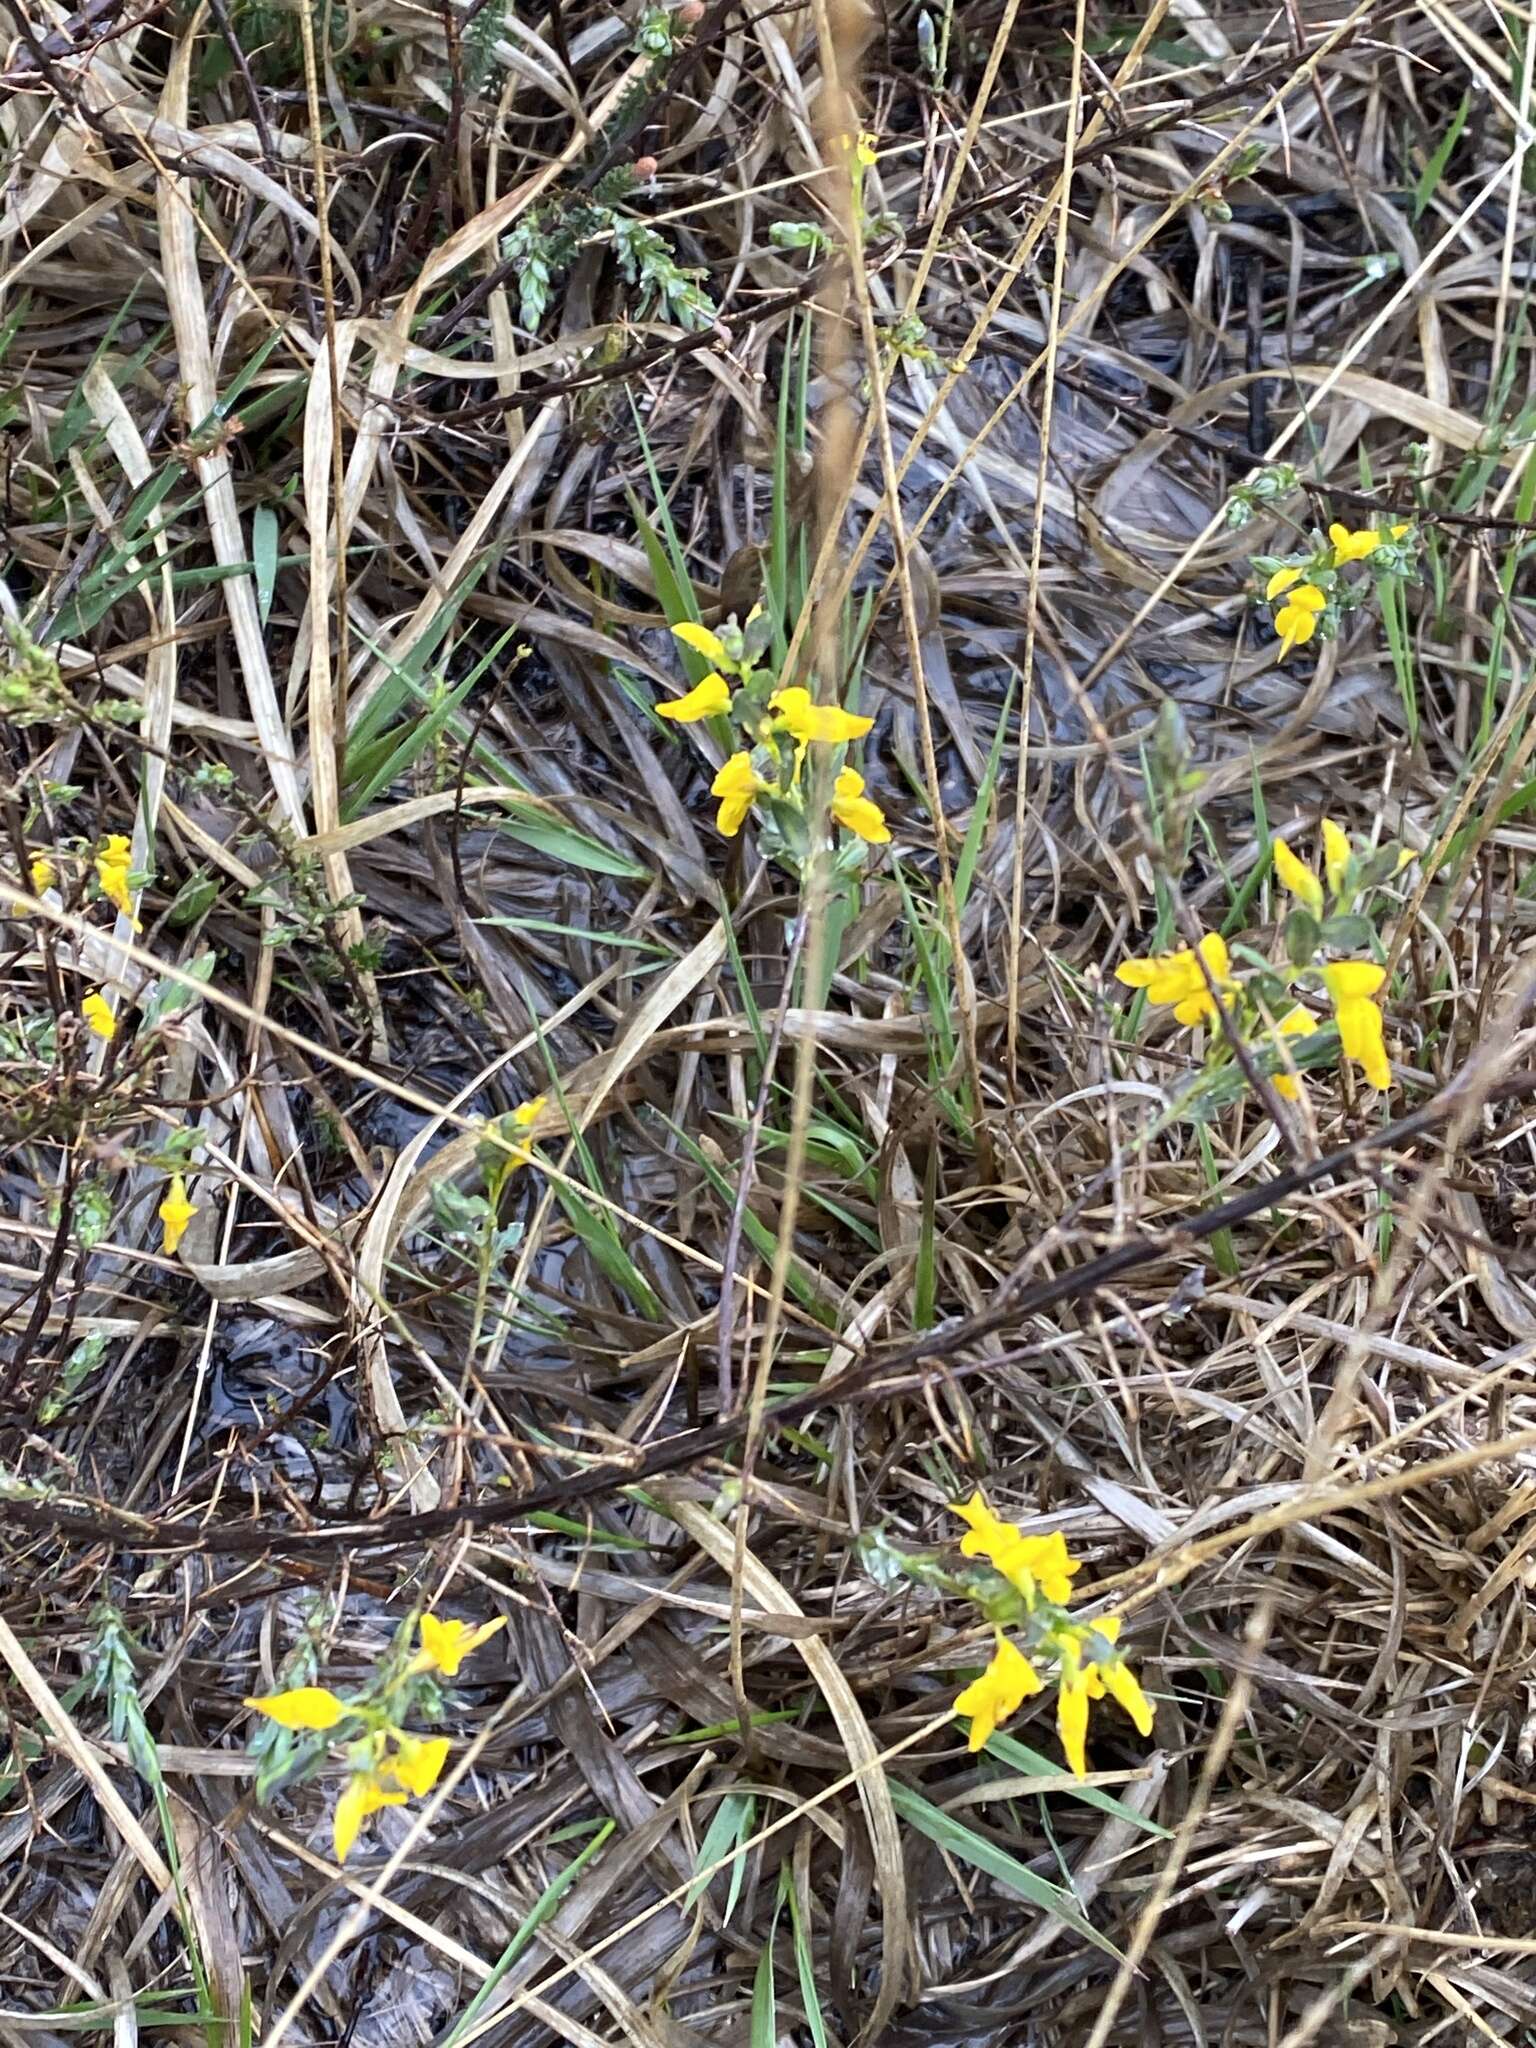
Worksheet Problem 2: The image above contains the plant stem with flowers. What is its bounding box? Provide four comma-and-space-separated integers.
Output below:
657, 609, 889, 871
244, 1609, 506, 1861
1114, 814, 1415, 1123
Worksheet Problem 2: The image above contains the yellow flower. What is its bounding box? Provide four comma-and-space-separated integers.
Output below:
657, 673, 732, 723
29, 855, 55, 893
1100, 1657, 1155, 1737
1272, 837, 1323, 916
1321, 818, 1351, 898
95, 834, 141, 930
856, 130, 878, 167
1054, 1618, 1151, 1776
954, 1631, 1042, 1752
1273, 582, 1326, 654
1268, 1006, 1314, 1101
950, 1494, 1081, 1605
1114, 930, 1235, 1027
80, 991, 116, 1040
711, 752, 767, 837
381, 1733, 451, 1797
244, 1685, 351, 1731
1328, 522, 1383, 563
1321, 961, 1391, 1091
769, 686, 874, 746
671, 620, 730, 669
1265, 564, 1304, 600
411, 1612, 506, 1678
830, 767, 890, 844
511, 1096, 545, 1129
158, 1174, 196, 1256
333, 1771, 405, 1863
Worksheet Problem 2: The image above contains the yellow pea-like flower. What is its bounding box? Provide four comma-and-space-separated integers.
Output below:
244, 1685, 351, 1731
94, 834, 141, 930
954, 1632, 1042, 1753
830, 766, 889, 843
29, 855, 55, 893
710, 752, 767, 838
1321, 818, 1351, 898
671, 620, 730, 669
80, 991, 116, 1040
770, 686, 874, 746
1115, 931, 1235, 1027
1322, 960, 1391, 1091
158, 1174, 196, 1256
382, 1733, 451, 1797
657, 673, 732, 722
410, 1612, 507, 1678
333, 1771, 405, 1863
1272, 837, 1323, 916
1328, 522, 1383, 563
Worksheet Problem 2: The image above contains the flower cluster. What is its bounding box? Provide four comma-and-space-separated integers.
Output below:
949, 1493, 1153, 1773
1115, 817, 1411, 1109
245, 1611, 505, 1862
657, 612, 888, 864
1259, 519, 1414, 657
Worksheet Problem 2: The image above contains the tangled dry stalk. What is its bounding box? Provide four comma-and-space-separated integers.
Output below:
6, 0, 1536, 2040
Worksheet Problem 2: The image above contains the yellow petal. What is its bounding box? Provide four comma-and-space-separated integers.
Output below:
415, 1612, 506, 1678
383, 1734, 451, 1797
244, 1685, 350, 1731
1285, 582, 1327, 613
1101, 1659, 1155, 1737
1265, 565, 1302, 600
830, 767, 890, 844
511, 1095, 546, 1129
1321, 818, 1351, 897
1272, 838, 1323, 915
1276, 605, 1319, 652
671, 620, 729, 668
80, 992, 116, 1040
1328, 523, 1381, 563
158, 1174, 196, 1257
1114, 956, 1159, 989
29, 856, 55, 893
770, 687, 874, 744
1321, 960, 1386, 1002
1057, 1676, 1090, 1777
657, 673, 732, 722
333, 1773, 404, 1863
955, 1632, 1042, 1751
710, 751, 764, 837
1336, 996, 1391, 1090
1197, 932, 1232, 982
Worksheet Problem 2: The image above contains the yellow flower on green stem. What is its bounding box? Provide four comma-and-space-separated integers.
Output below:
158, 1174, 196, 1256
1322, 817, 1352, 897
1327, 522, 1385, 563
951, 1492, 1081, 1605
711, 752, 767, 837
95, 834, 141, 930
657, 674, 732, 723
671, 620, 730, 669
244, 1685, 351, 1731
830, 767, 889, 844
954, 1631, 1042, 1752
381, 1732, 451, 1797
1272, 837, 1323, 916
1321, 961, 1391, 1091
1054, 1616, 1153, 1777
769, 686, 874, 746
1114, 930, 1235, 1027
80, 991, 116, 1040
333, 1770, 405, 1863
1273, 581, 1326, 654
410, 1611, 506, 1678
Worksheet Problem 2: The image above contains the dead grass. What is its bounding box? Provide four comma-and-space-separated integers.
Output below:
5, 0, 1536, 2040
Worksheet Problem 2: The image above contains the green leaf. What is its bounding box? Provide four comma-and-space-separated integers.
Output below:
1284, 907, 1320, 967
252, 504, 279, 626
886, 1779, 1122, 1957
